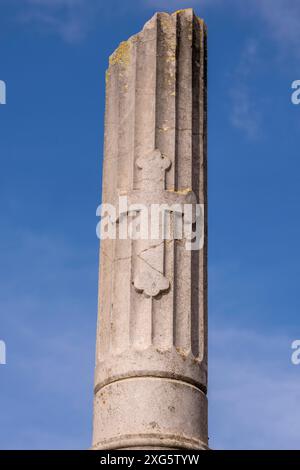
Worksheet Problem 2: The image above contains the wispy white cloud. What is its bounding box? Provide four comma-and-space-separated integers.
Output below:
9, 0, 103, 43
0, 229, 97, 449
230, 87, 261, 139
253, 0, 300, 56
144, 0, 222, 8
229, 39, 262, 139
5, 0, 300, 50
2, 325, 94, 449
208, 258, 300, 449
147, 0, 300, 56
210, 325, 300, 449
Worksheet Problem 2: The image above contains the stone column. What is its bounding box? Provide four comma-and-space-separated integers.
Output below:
92, 8, 208, 451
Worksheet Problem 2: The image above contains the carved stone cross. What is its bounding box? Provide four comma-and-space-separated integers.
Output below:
118, 148, 197, 298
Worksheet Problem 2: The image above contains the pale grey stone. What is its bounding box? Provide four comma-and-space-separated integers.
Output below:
92, 8, 208, 450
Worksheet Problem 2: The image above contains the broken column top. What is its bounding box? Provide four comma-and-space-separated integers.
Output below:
107, 8, 206, 70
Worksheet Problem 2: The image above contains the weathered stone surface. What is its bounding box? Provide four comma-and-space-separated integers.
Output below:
93, 8, 208, 450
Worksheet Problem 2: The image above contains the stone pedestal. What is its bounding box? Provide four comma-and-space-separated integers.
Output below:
92, 9, 208, 451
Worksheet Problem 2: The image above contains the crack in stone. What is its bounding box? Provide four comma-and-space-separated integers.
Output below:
139, 241, 165, 255
136, 253, 164, 276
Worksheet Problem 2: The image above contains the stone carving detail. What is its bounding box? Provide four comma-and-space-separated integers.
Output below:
115, 147, 198, 299
136, 149, 171, 191
134, 149, 171, 298
134, 269, 170, 298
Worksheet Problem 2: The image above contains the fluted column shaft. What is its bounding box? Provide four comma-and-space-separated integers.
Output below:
93, 9, 208, 451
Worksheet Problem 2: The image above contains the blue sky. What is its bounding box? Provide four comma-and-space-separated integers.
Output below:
1, 0, 300, 450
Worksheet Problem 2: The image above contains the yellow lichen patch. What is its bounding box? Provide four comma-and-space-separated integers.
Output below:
166, 54, 176, 64
173, 9, 190, 15
109, 40, 131, 67
176, 347, 188, 359
160, 14, 174, 33
197, 16, 205, 26
167, 188, 193, 195
105, 69, 110, 84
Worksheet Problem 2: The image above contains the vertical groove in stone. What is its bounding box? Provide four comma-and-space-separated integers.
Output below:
191, 14, 200, 358
199, 19, 208, 363
130, 16, 158, 349
152, 13, 176, 349
97, 58, 120, 358
191, 14, 207, 360
128, 40, 137, 352
109, 40, 137, 353
133, 16, 158, 191
173, 10, 193, 354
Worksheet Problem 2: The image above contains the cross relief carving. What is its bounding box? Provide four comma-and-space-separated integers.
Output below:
117, 149, 197, 298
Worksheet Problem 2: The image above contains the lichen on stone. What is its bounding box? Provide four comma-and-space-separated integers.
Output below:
160, 13, 174, 33
173, 9, 189, 15
167, 188, 193, 195
109, 40, 131, 67
197, 16, 206, 27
